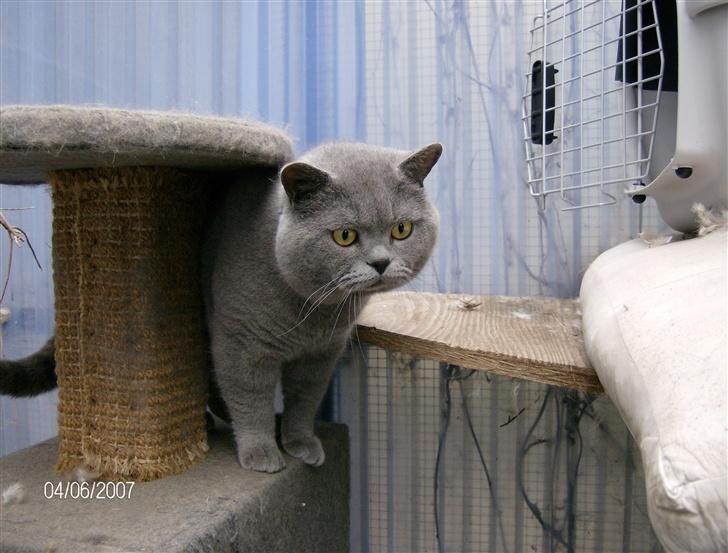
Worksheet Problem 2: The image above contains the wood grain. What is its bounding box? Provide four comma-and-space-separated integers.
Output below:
355, 291, 603, 394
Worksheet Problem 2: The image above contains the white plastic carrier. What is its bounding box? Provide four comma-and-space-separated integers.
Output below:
523, 0, 728, 232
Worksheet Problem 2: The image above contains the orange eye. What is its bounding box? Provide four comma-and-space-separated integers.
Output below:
332, 228, 357, 246
391, 221, 413, 240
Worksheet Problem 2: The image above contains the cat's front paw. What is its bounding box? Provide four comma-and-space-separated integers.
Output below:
282, 435, 325, 466
237, 439, 286, 473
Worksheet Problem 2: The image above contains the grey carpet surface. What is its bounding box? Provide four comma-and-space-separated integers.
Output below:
0, 423, 349, 553
0, 105, 293, 183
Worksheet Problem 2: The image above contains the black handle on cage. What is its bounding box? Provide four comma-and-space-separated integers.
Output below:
530, 60, 558, 145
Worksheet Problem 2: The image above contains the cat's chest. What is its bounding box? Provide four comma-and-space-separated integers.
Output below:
279, 307, 354, 352
278, 294, 371, 354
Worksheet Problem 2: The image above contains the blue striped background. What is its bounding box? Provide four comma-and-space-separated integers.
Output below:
1, 2, 662, 551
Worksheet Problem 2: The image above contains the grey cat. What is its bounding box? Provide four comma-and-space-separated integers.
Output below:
204, 142, 442, 472
0, 142, 442, 473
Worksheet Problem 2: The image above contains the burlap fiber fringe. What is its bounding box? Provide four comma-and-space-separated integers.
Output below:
50, 167, 209, 481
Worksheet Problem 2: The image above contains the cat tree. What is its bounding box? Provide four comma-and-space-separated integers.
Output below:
0, 105, 293, 481
1, 105, 604, 484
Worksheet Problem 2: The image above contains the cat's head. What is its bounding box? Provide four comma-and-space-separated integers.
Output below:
275, 142, 442, 304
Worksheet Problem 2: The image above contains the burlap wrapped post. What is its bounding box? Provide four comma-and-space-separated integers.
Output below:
1, 105, 294, 480
50, 167, 209, 481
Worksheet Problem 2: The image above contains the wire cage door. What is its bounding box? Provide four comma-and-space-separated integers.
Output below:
523, 0, 665, 211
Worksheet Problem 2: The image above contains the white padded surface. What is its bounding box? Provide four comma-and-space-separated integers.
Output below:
580, 229, 727, 552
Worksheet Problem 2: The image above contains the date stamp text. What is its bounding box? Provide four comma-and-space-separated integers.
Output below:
43, 481, 135, 500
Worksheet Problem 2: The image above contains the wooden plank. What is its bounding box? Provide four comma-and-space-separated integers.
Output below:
355, 291, 603, 394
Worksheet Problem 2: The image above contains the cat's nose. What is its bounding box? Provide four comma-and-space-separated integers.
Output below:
368, 259, 391, 275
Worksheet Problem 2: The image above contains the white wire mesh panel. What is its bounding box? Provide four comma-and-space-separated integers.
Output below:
523, 0, 664, 211
338, 346, 665, 553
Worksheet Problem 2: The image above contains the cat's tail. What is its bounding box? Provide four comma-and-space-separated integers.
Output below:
0, 337, 57, 397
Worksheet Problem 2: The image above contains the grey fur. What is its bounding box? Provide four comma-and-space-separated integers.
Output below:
203, 142, 441, 472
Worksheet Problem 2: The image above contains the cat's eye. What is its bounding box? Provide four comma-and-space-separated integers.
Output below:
391, 221, 413, 240
332, 228, 358, 247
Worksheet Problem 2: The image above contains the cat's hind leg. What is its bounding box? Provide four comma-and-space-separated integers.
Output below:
210, 334, 284, 473
281, 347, 341, 466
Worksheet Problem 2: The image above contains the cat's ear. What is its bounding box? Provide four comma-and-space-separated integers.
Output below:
398, 143, 443, 185
280, 162, 330, 205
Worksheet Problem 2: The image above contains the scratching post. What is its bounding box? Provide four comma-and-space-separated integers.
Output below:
0, 105, 293, 480
51, 167, 208, 479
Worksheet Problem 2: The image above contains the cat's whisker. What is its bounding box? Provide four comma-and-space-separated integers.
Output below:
298, 280, 335, 319
400, 267, 427, 291
328, 289, 352, 342
298, 278, 346, 323
297, 275, 344, 321
351, 292, 368, 363
346, 292, 356, 330
276, 281, 345, 338
282, 274, 357, 337
335, 287, 350, 313
302, 275, 355, 320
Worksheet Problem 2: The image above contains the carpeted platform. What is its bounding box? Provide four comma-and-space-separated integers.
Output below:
0, 105, 293, 183
0, 422, 349, 553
